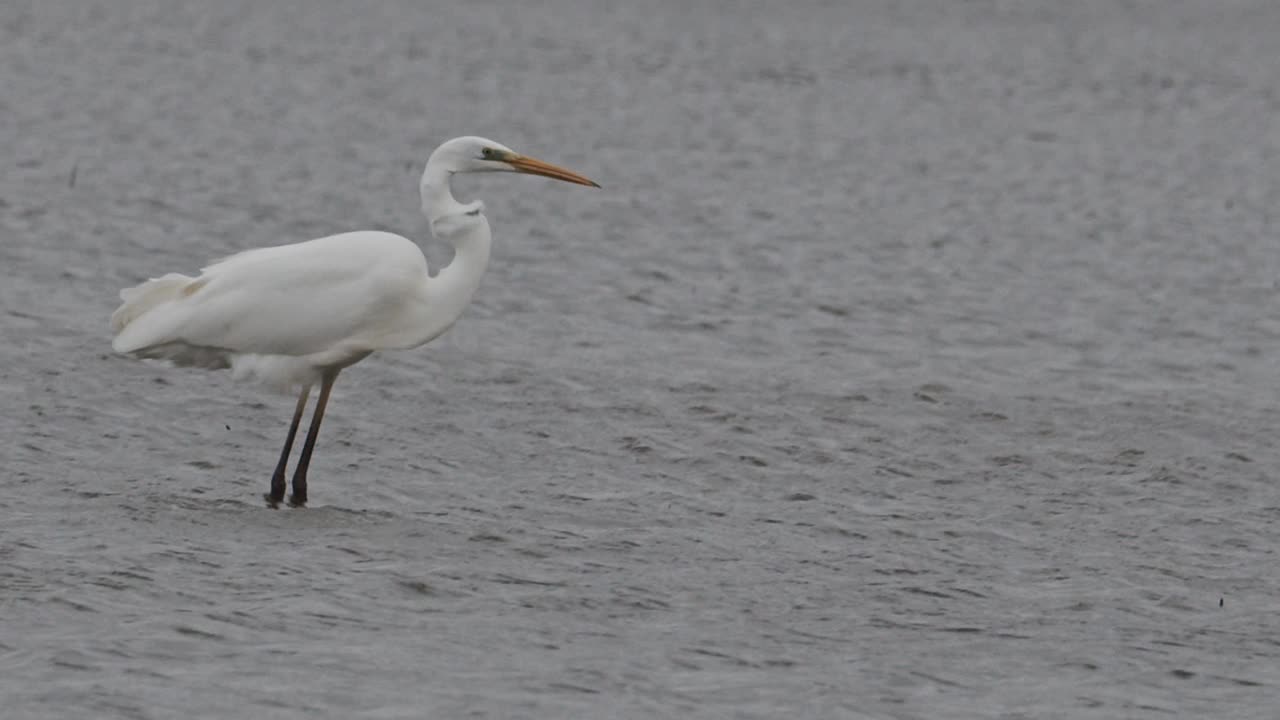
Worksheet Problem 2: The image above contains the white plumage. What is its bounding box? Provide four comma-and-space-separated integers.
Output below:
110, 136, 598, 506
112, 231, 434, 391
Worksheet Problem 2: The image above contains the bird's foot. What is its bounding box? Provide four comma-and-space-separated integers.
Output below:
264, 493, 284, 509
287, 493, 307, 508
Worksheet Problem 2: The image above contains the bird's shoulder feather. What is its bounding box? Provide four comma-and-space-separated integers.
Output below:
169, 231, 430, 358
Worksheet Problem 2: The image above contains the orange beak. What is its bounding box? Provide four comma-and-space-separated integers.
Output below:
505, 154, 601, 188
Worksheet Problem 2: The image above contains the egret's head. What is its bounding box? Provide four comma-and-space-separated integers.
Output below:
428, 136, 600, 187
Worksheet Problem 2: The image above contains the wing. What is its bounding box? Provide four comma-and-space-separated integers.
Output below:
112, 231, 430, 363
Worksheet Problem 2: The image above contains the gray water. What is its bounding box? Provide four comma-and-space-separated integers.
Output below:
4, 0, 1280, 717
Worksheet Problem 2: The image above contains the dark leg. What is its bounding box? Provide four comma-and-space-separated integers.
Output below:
265, 385, 311, 507
288, 369, 339, 507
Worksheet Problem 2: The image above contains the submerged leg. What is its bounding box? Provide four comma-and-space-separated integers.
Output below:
266, 385, 311, 508
288, 369, 339, 507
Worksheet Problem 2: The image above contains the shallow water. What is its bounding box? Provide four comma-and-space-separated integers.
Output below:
4, 0, 1280, 717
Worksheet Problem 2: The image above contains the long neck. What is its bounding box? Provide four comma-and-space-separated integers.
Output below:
420, 162, 465, 224
410, 163, 493, 342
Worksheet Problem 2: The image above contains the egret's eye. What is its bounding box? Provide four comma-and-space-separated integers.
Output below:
480, 147, 496, 159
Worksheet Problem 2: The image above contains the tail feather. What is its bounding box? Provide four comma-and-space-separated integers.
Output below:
110, 271, 315, 393
110, 273, 217, 361
110, 273, 197, 334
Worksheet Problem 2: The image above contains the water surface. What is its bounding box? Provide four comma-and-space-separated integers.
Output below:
3, 1, 1280, 717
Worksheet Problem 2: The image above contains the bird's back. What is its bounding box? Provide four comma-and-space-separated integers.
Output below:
111, 231, 429, 390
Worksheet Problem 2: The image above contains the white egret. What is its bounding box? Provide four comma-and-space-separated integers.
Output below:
110, 136, 599, 507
